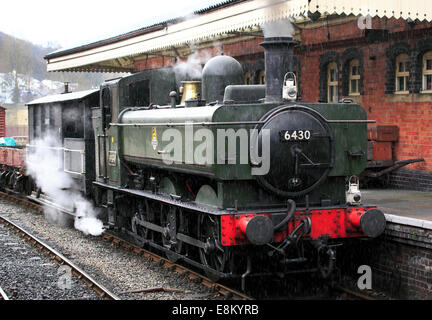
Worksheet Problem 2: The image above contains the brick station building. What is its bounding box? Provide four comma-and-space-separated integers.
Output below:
45, 0, 432, 190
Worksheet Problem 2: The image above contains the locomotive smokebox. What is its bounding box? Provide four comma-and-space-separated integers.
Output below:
260, 37, 296, 103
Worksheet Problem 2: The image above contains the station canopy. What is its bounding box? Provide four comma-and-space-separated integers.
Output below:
45, 0, 432, 73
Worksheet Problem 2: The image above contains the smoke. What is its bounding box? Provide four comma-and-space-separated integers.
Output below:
262, 18, 295, 38
26, 133, 104, 236
173, 46, 213, 80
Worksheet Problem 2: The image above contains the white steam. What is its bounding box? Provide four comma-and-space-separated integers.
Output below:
26, 134, 104, 236
173, 46, 213, 80
262, 18, 295, 38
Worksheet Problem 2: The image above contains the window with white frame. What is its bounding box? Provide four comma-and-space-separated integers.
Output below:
244, 72, 252, 85
395, 54, 409, 93
349, 59, 360, 95
328, 62, 338, 102
258, 70, 265, 84
422, 51, 432, 92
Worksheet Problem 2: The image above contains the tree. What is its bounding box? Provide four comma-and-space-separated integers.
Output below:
12, 70, 20, 103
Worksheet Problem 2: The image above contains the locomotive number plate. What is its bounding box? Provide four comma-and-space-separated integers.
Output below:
280, 130, 312, 142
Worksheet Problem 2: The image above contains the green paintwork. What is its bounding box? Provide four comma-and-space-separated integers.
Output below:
113, 100, 368, 209
118, 101, 367, 180
93, 68, 368, 210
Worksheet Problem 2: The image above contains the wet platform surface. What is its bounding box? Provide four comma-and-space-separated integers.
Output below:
362, 189, 432, 228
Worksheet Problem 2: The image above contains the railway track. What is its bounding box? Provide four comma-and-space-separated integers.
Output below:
334, 285, 376, 300
333, 285, 391, 300
1, 190, 385, 301
0, 190, 252, 300
102, 232, 253, 300
0, 213, 120, 300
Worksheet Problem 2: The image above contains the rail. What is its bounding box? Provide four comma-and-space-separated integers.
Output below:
0, 190, 389, 301
0, 214, 120, 300
333, 285, 378, 300
0, 191, 252, 300
0, 286, 9, 300
102, 232, 253, 300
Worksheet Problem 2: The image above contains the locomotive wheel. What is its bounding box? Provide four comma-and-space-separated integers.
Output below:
160, 205, 183, 262
13, 174, 25, 193
24, 176, 34, 196
197, 214, 229, 281
132, 199, 155, 244
0, 171, 6, 188
5, 171, 14, 189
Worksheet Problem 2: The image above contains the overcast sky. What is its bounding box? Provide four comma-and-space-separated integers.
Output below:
0, 0, 223, 49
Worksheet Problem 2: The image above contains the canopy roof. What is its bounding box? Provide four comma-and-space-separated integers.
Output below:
45, 0, 432, 73
26, 89, 99, 105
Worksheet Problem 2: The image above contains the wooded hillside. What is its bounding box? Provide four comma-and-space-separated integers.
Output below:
0, 32, 123, 103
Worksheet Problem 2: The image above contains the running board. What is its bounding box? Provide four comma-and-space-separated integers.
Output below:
93, 181, 288, 216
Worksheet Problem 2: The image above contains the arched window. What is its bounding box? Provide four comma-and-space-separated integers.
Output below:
327, 62, 338, 102
422, 51, 432, 92
349, 59, 361, 95
244, 72, 252, 85
395, 54, 409, 93
258, 70, 265, 85
342, 48, 363, 96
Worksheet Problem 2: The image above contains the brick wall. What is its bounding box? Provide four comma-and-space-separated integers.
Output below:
340, 222, 432, 299
390, 168, 432, 191
295, 17, 432, 187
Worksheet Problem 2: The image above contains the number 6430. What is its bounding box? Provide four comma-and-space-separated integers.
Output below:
281, 130, 312, 141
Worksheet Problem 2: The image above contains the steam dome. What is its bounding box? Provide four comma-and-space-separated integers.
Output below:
202, 55, 243, 104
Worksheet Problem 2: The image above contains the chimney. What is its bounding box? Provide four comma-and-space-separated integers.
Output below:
260, 37, 296, 103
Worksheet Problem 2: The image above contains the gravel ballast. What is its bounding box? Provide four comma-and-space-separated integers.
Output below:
0, 200, 219, 300
0, 219, 101, 300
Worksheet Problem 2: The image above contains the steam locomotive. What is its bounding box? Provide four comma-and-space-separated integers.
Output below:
1, 36, 386, 288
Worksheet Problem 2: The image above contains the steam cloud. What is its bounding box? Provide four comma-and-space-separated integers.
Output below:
262, 18, 295, 38
26, 134, 104, 236
173, 46, 213, 80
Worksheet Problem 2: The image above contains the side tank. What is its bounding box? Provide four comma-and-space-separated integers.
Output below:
119, 106, 219, 178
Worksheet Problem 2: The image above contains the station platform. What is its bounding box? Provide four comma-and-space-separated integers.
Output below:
362, 189, 432, 229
